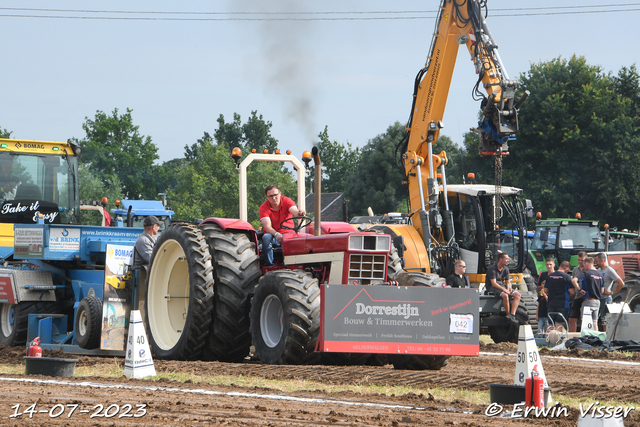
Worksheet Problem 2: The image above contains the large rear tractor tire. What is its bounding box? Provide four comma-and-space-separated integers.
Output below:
612, 280, 640, 313
392, 354, 449, 370
146, 223, 215, 360
322, 352, 371, 366
0, 301, 59, 346
200, 223, 261, 362
393, 271, 450, 370
387, 243, 404, 281
250, 270, 321, 365
395, 271, 441, 287
75, 296, 103, 349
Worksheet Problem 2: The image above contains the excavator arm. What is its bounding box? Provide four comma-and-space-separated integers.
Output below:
395, 0, 528, 274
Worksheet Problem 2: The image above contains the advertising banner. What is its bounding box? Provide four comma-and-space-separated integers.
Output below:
101, 244, 134, 351
49, 227, 81, 252
322, 284, 479, 356
0, 275, 15, 304
14, 227, 43, 257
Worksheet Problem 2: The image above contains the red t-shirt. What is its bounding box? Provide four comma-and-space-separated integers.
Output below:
259, 196, 296, 232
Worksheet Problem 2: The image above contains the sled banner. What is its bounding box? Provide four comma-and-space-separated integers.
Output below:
320, 284, 479, 356
101, 244, 134, 351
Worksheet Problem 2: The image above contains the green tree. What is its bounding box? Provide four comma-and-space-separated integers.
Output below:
170, 130, 297, 226
432, 135, 465, 185
0, 127, 12, 139
73, 108, 159, 199
503, 56, 640, 228
78, 164, 123, 225
613, 64, 640, 124
344, 122, 408, 216
184, 132, 214, 161
213, 111, 278, 153
306, 127, 361, 193
155, 157, 188, 198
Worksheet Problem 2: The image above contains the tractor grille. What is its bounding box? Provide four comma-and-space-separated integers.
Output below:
622, 257, 640, 276
348, 254, 386, 285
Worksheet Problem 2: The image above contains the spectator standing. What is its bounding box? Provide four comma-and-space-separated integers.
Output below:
594, 253, 624, 331
133, 216, 161, 267
572, 256, 604, 331
101, 197, 112, 227
536, 257, 555, 332
569, 251, 587, 332
543, 261, 574, 328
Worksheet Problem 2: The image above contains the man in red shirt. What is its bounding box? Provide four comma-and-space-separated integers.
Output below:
259, 185, 305, 266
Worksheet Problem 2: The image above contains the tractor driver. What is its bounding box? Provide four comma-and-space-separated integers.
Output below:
259, 184, 305, 266
0, 154, 20, 200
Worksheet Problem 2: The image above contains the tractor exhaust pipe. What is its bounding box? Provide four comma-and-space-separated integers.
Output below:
312, 147, 321, 236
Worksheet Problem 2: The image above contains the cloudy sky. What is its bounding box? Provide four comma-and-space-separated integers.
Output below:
1, 1, 638, 163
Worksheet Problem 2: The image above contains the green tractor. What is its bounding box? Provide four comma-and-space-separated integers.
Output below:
604, 228, 640, 252
527, 218, 603, 278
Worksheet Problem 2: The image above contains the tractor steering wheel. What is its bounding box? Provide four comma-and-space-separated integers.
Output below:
279, 216, 313, 234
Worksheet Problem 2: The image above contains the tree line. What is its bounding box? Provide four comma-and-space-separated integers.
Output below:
2, 56, 639, 230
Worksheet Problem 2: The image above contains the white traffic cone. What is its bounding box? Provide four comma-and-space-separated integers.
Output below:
514, 324, 551, 405
581, 305, 596, 334
578, 414, 625, 426
124, 310, 156, 378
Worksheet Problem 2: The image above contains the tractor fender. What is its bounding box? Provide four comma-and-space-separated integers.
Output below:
200, 218, 259, 248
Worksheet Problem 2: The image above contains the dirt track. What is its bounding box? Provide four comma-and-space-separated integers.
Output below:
1, 343, 640, 426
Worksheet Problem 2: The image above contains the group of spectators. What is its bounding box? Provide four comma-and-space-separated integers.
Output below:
446, 254, 523, 326
536, 251, 623, 333
446, 250, 625, 332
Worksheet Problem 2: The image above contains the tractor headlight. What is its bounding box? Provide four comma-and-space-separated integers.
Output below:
349, 234, 391, 251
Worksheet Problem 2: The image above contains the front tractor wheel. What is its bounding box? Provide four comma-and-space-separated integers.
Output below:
250, 270, 320, 365
75, 296, 103, 349
146, 223, 215, 360
0, 301, 59, 347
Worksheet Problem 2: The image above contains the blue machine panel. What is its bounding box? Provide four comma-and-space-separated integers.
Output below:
13, 224, 140, 262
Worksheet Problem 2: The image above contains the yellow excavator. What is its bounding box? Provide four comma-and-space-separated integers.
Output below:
356, 0, 534, 342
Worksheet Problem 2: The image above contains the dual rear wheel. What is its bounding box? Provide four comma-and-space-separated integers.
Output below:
145, 222, 260, 361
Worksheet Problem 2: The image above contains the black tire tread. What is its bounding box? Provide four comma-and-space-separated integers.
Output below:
392, 354, 449, 370
387, 244, 404, 281
251, 270, 321, 365
201, 223, 261, 362
322, 352, 372, 366
612, 280, 640, 311
395, 271, 439, 287
75, 296, 103, 349
0, 301, 59, 347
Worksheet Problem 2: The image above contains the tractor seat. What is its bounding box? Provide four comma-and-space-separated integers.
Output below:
15, 184, 42, 200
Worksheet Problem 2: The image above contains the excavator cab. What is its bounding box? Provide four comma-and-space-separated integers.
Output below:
445, 184, 529, 284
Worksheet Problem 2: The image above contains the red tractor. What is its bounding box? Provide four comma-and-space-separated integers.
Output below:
142, 148, 479, 369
